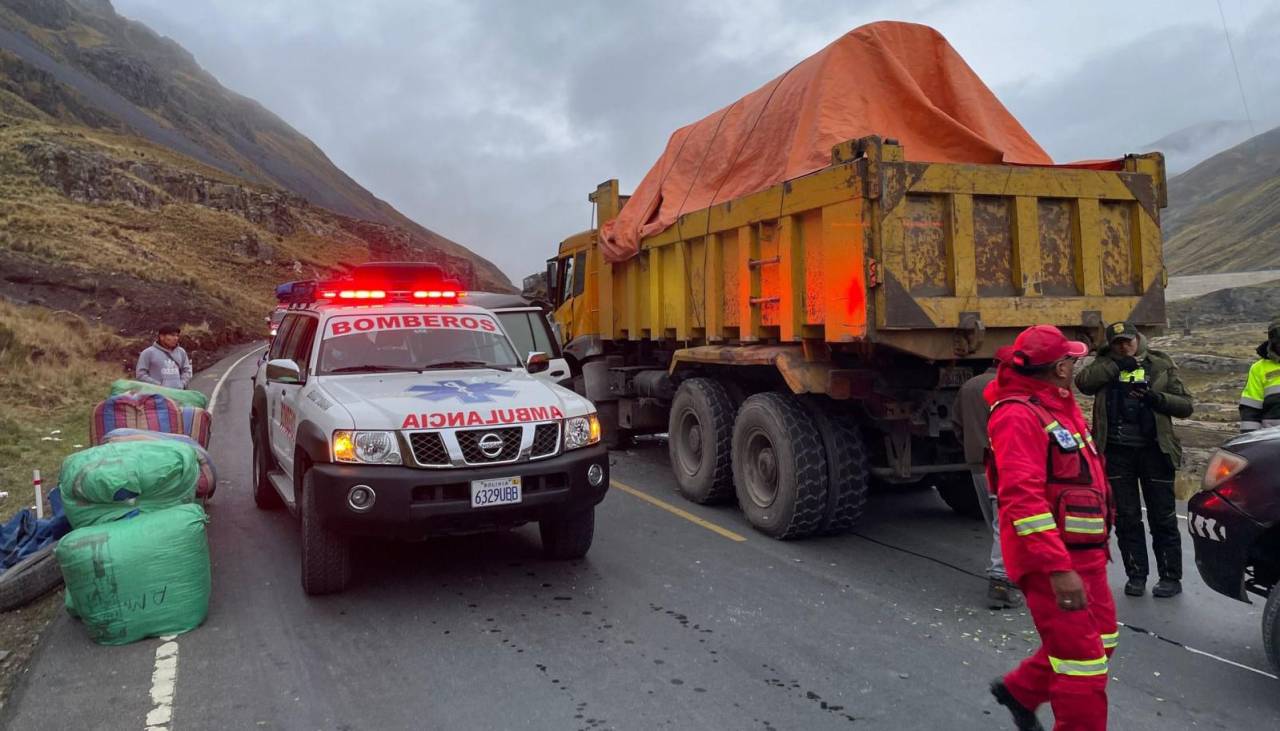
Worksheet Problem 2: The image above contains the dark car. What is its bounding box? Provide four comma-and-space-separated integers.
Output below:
1187, 427, 1280, 669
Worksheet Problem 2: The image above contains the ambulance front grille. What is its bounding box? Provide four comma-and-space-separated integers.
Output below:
408, 432, 449, 466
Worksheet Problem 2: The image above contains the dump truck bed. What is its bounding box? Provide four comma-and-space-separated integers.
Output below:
586, 137, 1167, 360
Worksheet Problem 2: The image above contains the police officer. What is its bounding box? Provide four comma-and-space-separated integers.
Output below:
1075, 321, 1193, 599
1239, 319, 1280, 432
986, 325, 1116, 731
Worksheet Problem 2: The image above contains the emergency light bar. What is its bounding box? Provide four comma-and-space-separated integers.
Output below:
279, 279, 464, 306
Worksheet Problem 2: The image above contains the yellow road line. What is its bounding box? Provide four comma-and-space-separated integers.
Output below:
610, 480, 747, 542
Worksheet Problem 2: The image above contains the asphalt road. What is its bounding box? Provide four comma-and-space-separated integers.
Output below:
5, 344, 1279, 730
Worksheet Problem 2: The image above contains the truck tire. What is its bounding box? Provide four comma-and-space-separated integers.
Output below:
540, 507, 595, 560
0, 543, 63, 612
802, 399, 870, 535
669, 378, 737, 505
934, 472, 985, 519
300, 469, 350, 595
732, 392, 828, 540
252, 422, 283, 510
1265, 583, 1280, 671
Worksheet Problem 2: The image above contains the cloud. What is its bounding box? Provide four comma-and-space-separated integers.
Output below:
113, 0, 1278, 281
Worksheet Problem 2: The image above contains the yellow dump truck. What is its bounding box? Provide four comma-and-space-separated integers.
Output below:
548, 136, 1168, 539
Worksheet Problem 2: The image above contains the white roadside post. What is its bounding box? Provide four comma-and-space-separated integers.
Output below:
33, 469, 43, 520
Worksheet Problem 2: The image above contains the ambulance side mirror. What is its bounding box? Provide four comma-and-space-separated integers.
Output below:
526, 351, 550, 374
266, 358, 301, 384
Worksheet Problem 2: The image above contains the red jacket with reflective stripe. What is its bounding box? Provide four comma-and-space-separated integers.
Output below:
984, 366, 1110, 582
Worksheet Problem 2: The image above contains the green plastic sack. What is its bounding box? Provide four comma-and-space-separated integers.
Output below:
110, 379, 209, 410
57, 504, 211, 645
59, 441, 198, 527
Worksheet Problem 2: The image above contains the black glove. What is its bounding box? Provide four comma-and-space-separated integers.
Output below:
1140, 388, 1162, 408
1115, 355, 1140, 372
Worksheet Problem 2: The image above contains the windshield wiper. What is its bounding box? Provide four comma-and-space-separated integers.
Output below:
420, 360, 510, 371
328, 365, 422, 374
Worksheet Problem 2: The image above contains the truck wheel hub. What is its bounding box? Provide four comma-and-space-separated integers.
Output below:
745, 430, 779, 507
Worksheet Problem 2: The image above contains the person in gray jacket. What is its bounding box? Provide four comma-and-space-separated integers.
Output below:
135, 323, 192, 389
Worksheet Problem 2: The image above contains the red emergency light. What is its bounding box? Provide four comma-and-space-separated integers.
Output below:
338, 289, 386, 300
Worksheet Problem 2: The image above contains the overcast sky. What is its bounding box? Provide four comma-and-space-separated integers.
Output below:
114, 0, 1280, 284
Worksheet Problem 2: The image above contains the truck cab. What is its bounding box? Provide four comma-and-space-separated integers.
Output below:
250, 282, 608, 595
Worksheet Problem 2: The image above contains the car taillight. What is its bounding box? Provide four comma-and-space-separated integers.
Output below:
1202, 449, 1248, 491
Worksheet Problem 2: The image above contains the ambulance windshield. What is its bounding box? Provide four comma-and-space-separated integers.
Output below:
318, 312, 519, 375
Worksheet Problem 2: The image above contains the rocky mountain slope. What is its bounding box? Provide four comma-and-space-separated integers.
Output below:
0, 0, 510, 294
1162, 124, 1280, 275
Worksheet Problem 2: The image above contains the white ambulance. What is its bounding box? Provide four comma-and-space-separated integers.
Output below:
250, 280, 607, 594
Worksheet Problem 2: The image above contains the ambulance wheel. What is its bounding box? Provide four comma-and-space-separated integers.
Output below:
732, 393, 828, 540
935, 472, 984, 519
1264, 582, 1280, 671
540, 507, 595, 560
300, 469, 351, 595
801, 399, 870, 535
669, 378, 737, 505
252, 423, 282, 510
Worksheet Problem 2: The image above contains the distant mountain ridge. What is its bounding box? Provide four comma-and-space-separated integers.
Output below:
1162, 124, 1280, 275
1141, 120, 1256, 176
0, 0, 510, 290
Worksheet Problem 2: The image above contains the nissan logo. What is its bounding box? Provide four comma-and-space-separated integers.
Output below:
478, 433, 504, 458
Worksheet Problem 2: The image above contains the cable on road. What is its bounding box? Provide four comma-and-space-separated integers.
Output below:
1119, 621, 1278, 680
850, 532, 989, 581
853, 533, 1280, 681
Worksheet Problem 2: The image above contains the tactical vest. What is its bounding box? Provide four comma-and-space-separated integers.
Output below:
990, 397, 1112, 550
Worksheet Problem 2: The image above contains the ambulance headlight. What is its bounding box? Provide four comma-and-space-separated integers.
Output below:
333, 430, 402, 464
563, 413, 601, 450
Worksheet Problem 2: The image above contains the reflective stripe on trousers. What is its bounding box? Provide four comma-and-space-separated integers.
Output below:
1049, 655, 1109, 676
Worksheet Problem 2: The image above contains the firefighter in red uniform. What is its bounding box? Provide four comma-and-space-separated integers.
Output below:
985, 325, 1118, 731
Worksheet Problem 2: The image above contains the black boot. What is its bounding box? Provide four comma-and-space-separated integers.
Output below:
1152, 579, 1182, 598
1124, 577, 1146, 597
990, 679, 1045, 731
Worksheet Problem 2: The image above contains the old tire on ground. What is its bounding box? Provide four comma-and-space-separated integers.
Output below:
669, 378, 737, 505
0, 543, 63, 612
300, 469, 351, 595
540, 507, 596, 560
1264, 582, 1280, 671
732, 392, 828, 540
801, 399, 870, 535
934, 472, 984, 519
252, 421, 283, 510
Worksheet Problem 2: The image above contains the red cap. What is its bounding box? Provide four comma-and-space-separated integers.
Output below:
1001, 325, 1089, 368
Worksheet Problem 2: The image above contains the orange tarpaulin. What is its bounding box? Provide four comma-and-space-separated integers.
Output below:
600, 21, 1054, 262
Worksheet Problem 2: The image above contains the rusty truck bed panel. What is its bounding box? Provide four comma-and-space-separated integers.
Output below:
569, 137, 1166, 361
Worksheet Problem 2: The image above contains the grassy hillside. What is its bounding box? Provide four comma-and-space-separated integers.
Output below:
1163, 125, 1280, 274
0, 0, 510, 289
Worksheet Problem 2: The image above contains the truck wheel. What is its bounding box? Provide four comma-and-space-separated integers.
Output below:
540, 507, 595, 560
934, 472, 984, 519
1265, 583, 1280, 671
669, 378, 737, 504
300, 469, 350, 595
802, 400, 870, 535
732, 393, 828, 540
0, 543, 63, 612
252, 422, 283, 510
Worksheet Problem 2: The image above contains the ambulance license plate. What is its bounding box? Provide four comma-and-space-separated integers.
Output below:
471, 477, 522, 508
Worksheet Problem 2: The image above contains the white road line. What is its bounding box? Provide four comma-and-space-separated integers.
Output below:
145, 638, 181, 730
208, 344, 266, 411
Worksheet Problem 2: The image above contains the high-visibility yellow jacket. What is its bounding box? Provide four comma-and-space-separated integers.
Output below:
1239, 342, 1280, 432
